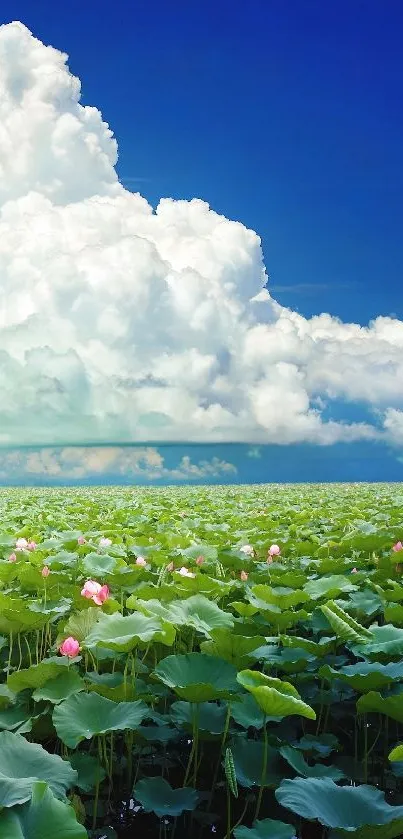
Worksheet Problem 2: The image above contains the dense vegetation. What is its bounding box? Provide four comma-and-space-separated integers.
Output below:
0, 483, 402, 838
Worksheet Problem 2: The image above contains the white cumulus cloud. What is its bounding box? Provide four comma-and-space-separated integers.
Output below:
0, 22, 402, 448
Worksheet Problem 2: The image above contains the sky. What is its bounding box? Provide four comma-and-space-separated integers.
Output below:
0, 1, 402, 484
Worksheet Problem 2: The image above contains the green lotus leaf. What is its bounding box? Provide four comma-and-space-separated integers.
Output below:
231, 602, 259, 618
84, 611, 167, 652
201, 630, 266, 667
0, 781, 87, 839
68, 751, 106, 793
80, 552, 117, 576
7, 657, 78, 694
352, 625, 403, 661
154, 653, 239, 702
320, 601, 373, 645
294, 733, 339, 757
171, 700, 227, 734
304, 575, 358, 600
357, 691, 403, 724
230, 737, 283, 788
231, 693, 266, 728
0, 685, 16, 710
53, 692, 148, 747
384, 604, 403, 626
276, 778, 403, 830
249, 584, 310, 610
0, 705, 32, 733
133, 594, 233, 637
389, 744, 403, 762
279, 745, 344, 780
237, 670, 316, 720
59, 608, 100, 643
32, 670, 85, 704
234, 818, 296, 839
319, 662, 403, 693
0, 731, 77, 806
280, 634, 335, 657
134, 776, 198, 817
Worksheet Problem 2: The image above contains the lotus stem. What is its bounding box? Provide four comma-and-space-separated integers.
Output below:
254, 716, 268, 821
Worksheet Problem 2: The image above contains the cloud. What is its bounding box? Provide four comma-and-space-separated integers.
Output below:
0, 446, 237, 482
0, 22, 402, 448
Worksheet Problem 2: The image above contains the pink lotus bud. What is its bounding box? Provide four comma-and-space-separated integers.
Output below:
196, 555, 204, 566
27, 541, 37, 551
92, 584, 109, 605
269, 544, 281, 557
15, 538, 28, 551
135, 556, 147, 567
393, 541, 403, 553
59, 637, 80, 657
41, 566, 50, 578
351, 567, 358, 573
8, 553, 17, 563
240, 570, 248, 581
99, 537, 112, 548
77, 535, 86, 545
167, 562, 174, 572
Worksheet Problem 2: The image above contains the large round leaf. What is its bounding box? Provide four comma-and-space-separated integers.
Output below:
319, 662, 403, 693
276, 778, 403, 829
154, 653, 239, 702
32, 671, 85, 704
134, 777, 198, 817
0, 781, 87, 839
84, 611, 169, 652
234, 819, 296, 839
133, 594, 233, 637
0, 731, 77, 807
357, 691, 403, 723
53, 692, 148, 747
7, 657, 78, 694
237, 670, 316, 720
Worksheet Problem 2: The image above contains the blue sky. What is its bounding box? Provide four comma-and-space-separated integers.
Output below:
0, 2, 402, 483
4, 0, 402, 325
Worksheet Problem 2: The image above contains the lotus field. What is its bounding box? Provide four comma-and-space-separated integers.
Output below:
1, 484, 403, 838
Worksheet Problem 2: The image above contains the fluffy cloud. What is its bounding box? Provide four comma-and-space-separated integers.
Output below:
0, 22, 402, 448
0, 446, 237, 482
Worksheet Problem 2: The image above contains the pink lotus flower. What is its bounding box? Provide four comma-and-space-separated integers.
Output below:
176, 566, 195, 578
15, 538, 28, 551
351, 567, 358, 573
196, 555, 205, 566
269, 544, 281, 557
81, 579, 109, 605
27, 541, 37, 551
99, 537, 112, 548
135, 556, 147, 567
393, 542, 403, 553
59, 637, 80, 658
240, 544, 254, 557
77, 535, 86, 546
240, 570, 248, 581
41, 566, 50, 578
8, 552, 17, 563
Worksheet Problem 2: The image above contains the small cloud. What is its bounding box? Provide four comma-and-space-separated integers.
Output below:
247, 446, 261, 459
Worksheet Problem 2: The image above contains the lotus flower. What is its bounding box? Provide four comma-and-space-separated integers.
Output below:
77, 535, 86, 545
135, 556, 147, 567
351, 567, 358, 573
41, 566, 50, 578
99, 537, 112, 548
196, 555, 205, 566
81, 579, 109, 605
177, 566, 195, 578
240, 544, 254, 557
15, 538, 28, 551
59, 637, 80, 657
8, 552, 17, 563
393, 541, 403, 553
240, 570, 248, 581
268, 544, 281, 557
27, 541, 37, 551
